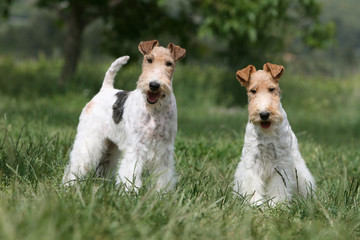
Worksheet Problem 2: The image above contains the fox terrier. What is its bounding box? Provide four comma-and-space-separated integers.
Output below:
62, 40, 186, 191
233, 63, 315, 205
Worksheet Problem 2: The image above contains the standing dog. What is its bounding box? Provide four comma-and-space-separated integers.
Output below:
233, 63, 315, 205
62, 40, 186, 192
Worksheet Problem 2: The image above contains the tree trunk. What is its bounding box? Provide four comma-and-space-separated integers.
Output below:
58, 5, 85, 86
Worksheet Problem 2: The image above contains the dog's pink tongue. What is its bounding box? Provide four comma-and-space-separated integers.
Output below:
148, 92, 159, 103
260, 122, 271, 129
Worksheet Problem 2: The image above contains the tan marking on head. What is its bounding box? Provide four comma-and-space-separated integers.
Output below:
236, 65, 256, 87
247, 70, 283, 125
137, 46, 175, 92
167, 42, 186, 62
236, 63, 286, 128
138, 40, 159, 55
136, 41, 186, 106
263, 62, 284, 80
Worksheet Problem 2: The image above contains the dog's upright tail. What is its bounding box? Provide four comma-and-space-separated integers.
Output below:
101, 56, 130, 90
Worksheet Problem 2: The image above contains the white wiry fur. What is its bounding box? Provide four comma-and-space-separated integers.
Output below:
233, 63, 315, 205
62, 55, 177, 191
234, 105, 315, 205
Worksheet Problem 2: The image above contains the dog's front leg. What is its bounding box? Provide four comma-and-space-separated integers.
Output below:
234, 161, 265, 205
153, 149, 177, 192
62, 135, 106, 186
267, 168, 293, 204
116, 147, 144, 192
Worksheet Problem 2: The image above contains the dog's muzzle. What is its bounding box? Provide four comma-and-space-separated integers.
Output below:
147, 81, 161, 104
258, 112, 271, 129
149, 81, 160, 91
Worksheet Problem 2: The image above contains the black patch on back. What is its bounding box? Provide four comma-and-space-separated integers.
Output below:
112, 91, 129, 124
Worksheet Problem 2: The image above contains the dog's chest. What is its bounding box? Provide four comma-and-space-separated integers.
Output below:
256, 136, 292, 179
137, 107, 176, 141
258, 143, 277, 161
257, 143, 276, 177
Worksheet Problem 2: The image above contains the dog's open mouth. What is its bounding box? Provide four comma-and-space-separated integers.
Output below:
260, 121, 272, 129
147, 91, 160, 104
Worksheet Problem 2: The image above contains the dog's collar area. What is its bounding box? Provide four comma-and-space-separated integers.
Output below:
147, 91, 160, 104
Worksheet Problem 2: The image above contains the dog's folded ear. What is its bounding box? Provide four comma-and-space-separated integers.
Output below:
167, 43, 186, 62
263, 63, 284, 80
236, 65, 256, 87
138, 40, 159, 55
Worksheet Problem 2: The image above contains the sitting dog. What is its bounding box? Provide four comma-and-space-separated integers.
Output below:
62, 40, 186, 192
233, 63, 315, 205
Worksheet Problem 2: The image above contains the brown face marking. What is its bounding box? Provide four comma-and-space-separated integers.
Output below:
247, 70, 282, 125
137, 46, 176, 103
236, 63, 285, 129
138, 47, 175, 87
136, 41, 186, 106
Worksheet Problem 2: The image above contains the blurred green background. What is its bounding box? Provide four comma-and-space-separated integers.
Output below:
0, 0, 358, 103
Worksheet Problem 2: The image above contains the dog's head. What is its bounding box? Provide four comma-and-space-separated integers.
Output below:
236, 63, 284, 130
137, 40, 186, 105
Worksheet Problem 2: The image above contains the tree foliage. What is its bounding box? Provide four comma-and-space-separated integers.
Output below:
32, 0, 196, 85
195, 0, 335, 64
1, 0, 334, 83
102, 0, 196, 58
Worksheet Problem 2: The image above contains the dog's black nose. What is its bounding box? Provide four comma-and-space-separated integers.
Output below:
149, 81, 160, 91
260, 112, 270, 120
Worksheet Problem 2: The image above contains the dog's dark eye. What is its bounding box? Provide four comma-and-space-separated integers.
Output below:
269, 88, 275, 92
147, 58, 153, 64
166, 61, 173, 67
250, 89, 256, 94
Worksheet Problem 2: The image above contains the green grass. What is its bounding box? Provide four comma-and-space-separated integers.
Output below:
0, 57, 359, 239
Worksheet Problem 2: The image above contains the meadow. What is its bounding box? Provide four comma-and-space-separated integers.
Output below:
0, 56, 359, 239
